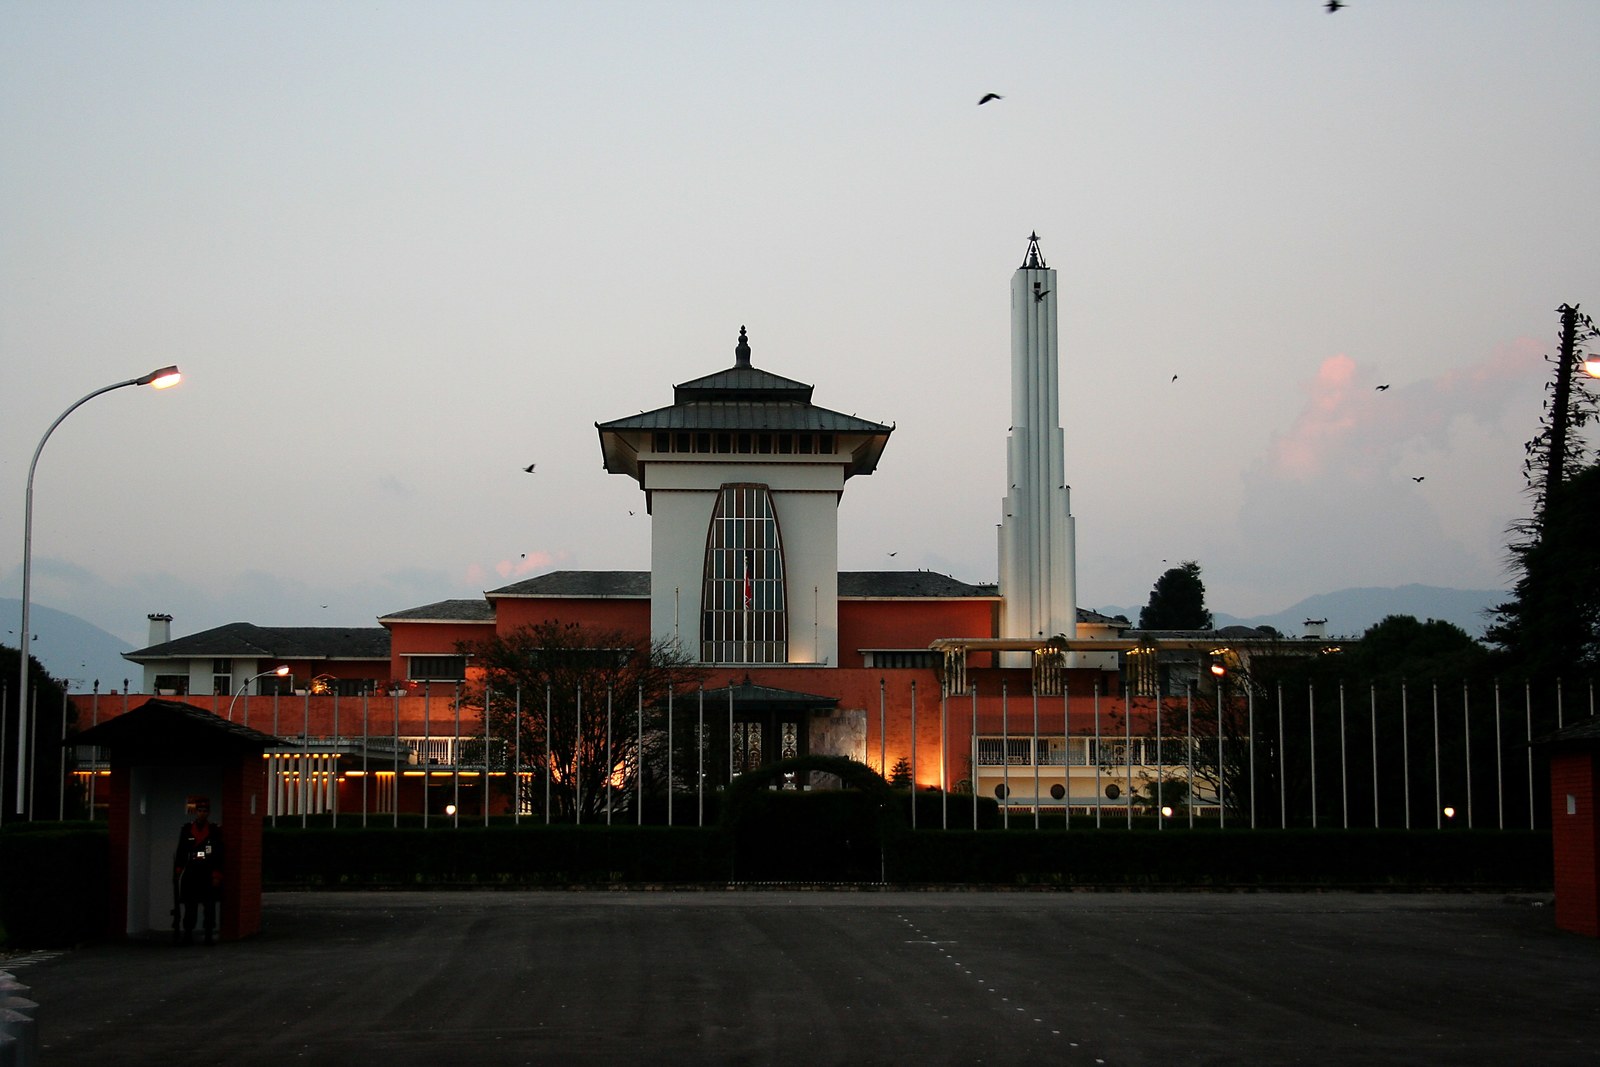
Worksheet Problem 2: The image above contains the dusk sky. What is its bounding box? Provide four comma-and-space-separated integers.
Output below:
3, 2, 1598, 651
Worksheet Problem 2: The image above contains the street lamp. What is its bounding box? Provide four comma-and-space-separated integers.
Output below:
226, 666, 291, 722
14, 365, 182, 817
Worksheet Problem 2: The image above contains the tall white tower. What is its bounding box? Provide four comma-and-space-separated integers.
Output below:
998, 233, 1077, 647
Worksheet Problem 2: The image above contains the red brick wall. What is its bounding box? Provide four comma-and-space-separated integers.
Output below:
1550, 750, 1600, 938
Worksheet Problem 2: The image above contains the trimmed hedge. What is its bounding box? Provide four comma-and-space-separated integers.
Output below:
886, 827, 1554, 888
0, 823, 109, 948
0, 818, 1555, 948
264, 823, 733, 887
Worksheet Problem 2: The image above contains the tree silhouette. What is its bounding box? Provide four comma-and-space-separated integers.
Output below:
459, 621, 704, 820
1138, 561, 1214, 630
1487, 304, 1600, 677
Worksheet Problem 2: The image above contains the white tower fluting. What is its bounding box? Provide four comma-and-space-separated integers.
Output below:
997, 233, 1077, 654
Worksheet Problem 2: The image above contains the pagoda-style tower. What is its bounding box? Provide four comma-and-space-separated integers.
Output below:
596, 327, 892, 666
997, 234, 1078, 649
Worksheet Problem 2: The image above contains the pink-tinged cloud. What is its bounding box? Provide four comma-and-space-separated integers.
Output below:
1271, 354, 1361, 479
1266, 340, 1545, 483
494, 551, 559, 580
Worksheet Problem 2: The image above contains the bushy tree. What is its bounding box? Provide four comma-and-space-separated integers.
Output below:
459, 621, 704, 820
1138, 561, 1213, 630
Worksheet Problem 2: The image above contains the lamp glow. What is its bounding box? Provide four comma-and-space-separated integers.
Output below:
226, 665, 291, 722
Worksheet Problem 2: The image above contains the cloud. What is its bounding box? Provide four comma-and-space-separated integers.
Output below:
1267, 340, 1544, 484
1210, 340, 1550, 612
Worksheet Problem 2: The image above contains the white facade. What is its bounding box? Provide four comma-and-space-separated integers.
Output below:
998, 235, 1078, 651
644, 455, 843, 665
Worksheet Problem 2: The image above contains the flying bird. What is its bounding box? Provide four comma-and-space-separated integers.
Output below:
978, 93, 1002, 105
1375, 384, 1390, 391
1034, 289, 1050, 303
1326, 0, 1344, 11
522, 463, 536, 473
887, 551, 898, 557
1412, 476, 1425, 482
1171, 374, 1179, 382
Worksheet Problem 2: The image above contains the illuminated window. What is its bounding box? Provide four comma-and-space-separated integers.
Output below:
700, 483, 787, 664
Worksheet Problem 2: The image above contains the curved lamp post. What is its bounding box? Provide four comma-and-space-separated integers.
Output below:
226, 666, 291, 722
14, 365, 181, 817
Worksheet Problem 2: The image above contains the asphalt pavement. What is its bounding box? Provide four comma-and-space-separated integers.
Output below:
9, 889, 1599, 1066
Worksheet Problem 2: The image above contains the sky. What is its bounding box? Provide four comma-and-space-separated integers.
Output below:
3, 1, 1598, 651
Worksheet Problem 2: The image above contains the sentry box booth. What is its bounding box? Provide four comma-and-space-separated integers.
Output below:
72, 699, 277, 942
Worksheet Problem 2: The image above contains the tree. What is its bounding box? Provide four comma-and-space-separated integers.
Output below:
1, 644, 81, 821
887, 756, 913, 788
1487, 304, 1600, 677
459, 621, 704, 820
1138, 561, 1213, 630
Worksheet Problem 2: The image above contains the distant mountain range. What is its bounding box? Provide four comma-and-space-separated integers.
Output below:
1096, 584, 1505, 640
1, 598, 138, 693
5, 585, 1505, 695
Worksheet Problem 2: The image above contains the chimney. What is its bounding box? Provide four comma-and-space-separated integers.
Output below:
147, 613, 173, 645
1303, 618, 1327, 640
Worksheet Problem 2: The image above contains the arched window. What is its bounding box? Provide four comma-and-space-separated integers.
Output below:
701, 483, 787, 663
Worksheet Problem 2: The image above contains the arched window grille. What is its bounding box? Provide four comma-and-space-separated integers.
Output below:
701, 483, 787, 664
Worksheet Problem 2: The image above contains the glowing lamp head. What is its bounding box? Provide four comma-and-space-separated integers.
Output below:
1161, 806, 1174, 818
1443, 806, 1456, 819
137, 365, 182, 389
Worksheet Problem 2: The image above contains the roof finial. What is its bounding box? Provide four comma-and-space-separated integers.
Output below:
735, 325, 751, 367
1022, 232, 1046, 269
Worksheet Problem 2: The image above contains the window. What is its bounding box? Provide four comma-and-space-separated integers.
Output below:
700, 483, 787, 664
212, 658, 233, 696
154, 674, 189, 696
977, 737, 1034, 766
864, 650, 940, 670
408, 655, 467, 681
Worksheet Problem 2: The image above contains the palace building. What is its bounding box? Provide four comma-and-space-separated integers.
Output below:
96, 236, 1294, 819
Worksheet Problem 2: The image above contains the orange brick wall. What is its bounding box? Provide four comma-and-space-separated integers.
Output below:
492, 598, 651, 636
836, 599, 996, 668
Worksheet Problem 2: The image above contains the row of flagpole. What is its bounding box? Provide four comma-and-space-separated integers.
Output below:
37, 674, 1600, 828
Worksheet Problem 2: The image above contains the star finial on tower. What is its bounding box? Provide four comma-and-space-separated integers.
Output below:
1022, 232, 1047, 269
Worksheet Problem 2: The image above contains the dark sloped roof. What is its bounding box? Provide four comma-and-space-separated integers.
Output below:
125, 623, 390, 662
72, 698, 281, 756
488, 571, 651, 598
838, 571, 999, 598
701, 679, 839, 708
379, 600, 496, 623
1532, 715, 1600, 748
674, 364, 814, 402
1078, 607, 1131, 625
596, 401, 890, 435
595, 328, 892, 479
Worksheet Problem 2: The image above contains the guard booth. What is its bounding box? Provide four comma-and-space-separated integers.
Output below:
71, 699, 278, 942
1535, 717, 1600, 938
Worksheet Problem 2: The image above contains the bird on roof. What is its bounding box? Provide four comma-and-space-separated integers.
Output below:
978, 93, 1002, 105
1375, 384, 1390, 391
523, 463, 536, 473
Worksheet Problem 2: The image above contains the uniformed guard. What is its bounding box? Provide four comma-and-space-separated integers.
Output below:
173, 797, 224, 945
